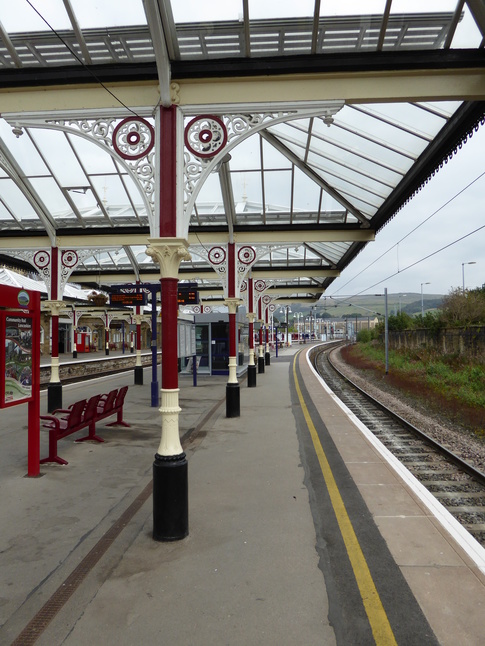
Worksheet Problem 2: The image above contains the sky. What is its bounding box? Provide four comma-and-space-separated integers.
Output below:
327, 124, 485, 299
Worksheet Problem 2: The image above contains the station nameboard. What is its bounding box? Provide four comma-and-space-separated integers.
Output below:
178, 283, 199, 305
109, 292, 147, 307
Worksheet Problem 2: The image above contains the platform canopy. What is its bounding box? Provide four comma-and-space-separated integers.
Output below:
0, 0, 485, 305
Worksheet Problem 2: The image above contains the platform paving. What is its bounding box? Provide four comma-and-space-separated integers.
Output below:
0, 346, 336, 645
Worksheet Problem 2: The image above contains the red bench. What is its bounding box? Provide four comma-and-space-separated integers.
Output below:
40, 386, 130, 465
95, 386, 130, 428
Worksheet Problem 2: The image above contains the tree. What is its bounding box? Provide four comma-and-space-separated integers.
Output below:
387, 312, 414, 331
440, 288, 485, 326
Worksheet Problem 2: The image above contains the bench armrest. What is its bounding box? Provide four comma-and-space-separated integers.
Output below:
40, 414, 61, 430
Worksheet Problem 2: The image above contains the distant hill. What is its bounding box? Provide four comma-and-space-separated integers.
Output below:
283, 293, 444, 321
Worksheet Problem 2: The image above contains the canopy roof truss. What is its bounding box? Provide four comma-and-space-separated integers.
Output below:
0, 0, 484, 305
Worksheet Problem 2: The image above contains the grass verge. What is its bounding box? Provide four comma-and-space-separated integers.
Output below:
341, 343, 485, 438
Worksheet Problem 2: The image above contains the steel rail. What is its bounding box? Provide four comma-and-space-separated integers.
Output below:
311, 343, 485, 486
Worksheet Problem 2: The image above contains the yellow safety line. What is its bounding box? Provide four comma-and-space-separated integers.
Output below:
293, 356, 398, 646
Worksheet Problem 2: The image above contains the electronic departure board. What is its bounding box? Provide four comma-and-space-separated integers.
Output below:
109, 292, 147, 307
178, 283, 199, 305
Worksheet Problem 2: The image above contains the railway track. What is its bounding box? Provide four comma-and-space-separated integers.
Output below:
311, 344, 485, 548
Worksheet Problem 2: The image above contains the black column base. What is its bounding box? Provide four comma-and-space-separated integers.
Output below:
258, 355, 265, 374
134, 365, 144, 385
105, 348, 109, 356
265, 351, 271, 366
72, 350, 77, 359
247, 364, 257, 388
153, 453, 188, 541
226, 382, 240, 417
47, 382, 63, 413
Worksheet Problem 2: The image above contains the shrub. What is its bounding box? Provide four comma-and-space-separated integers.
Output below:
441, 288, 485, 326
357, 328, 372, 343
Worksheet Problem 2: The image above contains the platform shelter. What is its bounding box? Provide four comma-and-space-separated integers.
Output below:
0, 0, 484, 538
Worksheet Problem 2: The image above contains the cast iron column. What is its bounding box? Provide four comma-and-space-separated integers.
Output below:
105, 313, 110, 355
150, 286, 159, 407
247, 277, 256, 386
225, 298, 241, 417
225, 242, 241, 417
47, 246, 62, 412
147, 242, 191, 541
45, 299, 64, 412
71, 307, 77, 358
147, 103, 191, 542
247, 313, 256, 387
265, 309, 270, 366
134, 311, 144, 385
257, 298, 265, 374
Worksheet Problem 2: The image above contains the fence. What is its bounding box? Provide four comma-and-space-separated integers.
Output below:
388, 326, 485, 358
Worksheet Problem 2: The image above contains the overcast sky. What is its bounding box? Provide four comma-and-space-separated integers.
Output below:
328, 124, 485, 298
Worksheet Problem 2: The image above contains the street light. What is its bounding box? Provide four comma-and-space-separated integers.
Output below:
421, 282, 430, 316
293, 313, 302, 343
462, 261, 476, 294
279, 305, 292, 346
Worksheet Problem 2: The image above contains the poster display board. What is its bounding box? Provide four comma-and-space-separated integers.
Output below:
0, 285, 41, 476
177, 320, 196, 358
1, 313, 33, 406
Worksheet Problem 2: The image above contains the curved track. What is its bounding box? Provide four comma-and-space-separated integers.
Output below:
310, 343, 485, 548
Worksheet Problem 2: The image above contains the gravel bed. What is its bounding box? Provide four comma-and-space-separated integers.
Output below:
330, 346, 485, 474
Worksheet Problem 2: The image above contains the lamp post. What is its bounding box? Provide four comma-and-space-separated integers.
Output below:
421, 282, 430, 316
279, 305, 292, 346
294, 313, 302, 343
462, 261, 476, 294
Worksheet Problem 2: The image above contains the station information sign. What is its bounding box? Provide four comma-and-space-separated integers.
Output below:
109, 291, 147, 307
178, 283, 199, 305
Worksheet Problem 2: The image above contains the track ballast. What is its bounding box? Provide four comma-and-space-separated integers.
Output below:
310, 343, 485, 548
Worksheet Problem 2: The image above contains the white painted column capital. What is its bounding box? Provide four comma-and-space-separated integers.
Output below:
42, 300, 66, 317
146, 237, 191, 278
224, 297, 243, 314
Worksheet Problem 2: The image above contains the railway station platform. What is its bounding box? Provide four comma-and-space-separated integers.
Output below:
1, 345, 485, 645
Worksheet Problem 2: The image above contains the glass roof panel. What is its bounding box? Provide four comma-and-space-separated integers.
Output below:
68, 134, 118, 174
293, 170, 322, 212
0, 122, 49, 176
451, 5, 483, 48
310, 241, 352, 265
0, 179, 38, 220
263, 170, 292, 212
0, 200, 14, 222
227, 135, 261, 171
261, 136, 293, 169
194, 172, 223, 207
29, 177, 72, 215
29, 128, 88, 185
321, 0, 386, 18
90, 174, 132, 207
65, 187, 98, 214
69, 0, 147, 29
390, 0, 458, 15
0, 0, 70, 33
249, 0, 315, 20
172, 0, 242, 23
